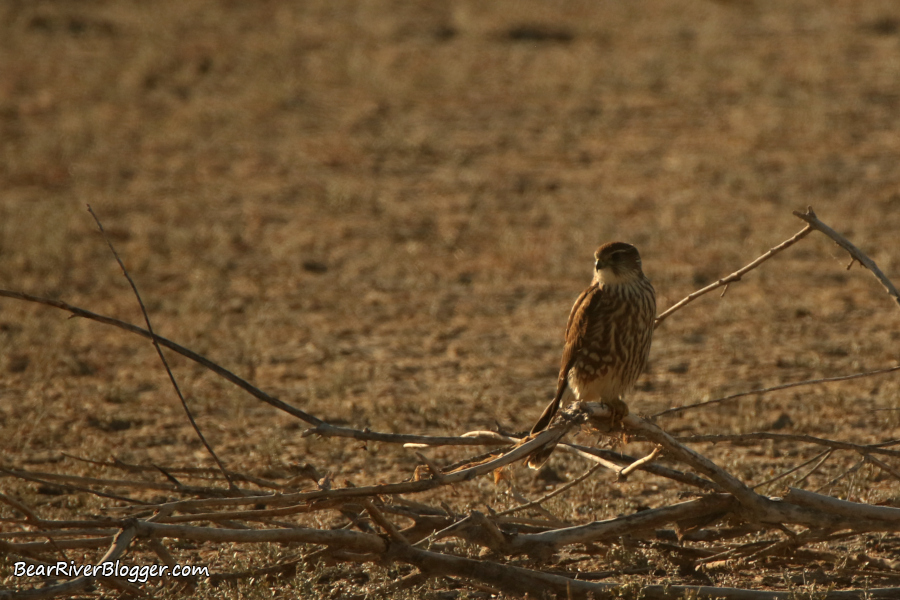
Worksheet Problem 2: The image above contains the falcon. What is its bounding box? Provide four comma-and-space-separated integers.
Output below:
527, 242, 656, 469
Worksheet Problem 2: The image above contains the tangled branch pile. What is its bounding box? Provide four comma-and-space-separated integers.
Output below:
1, 207, 899, 599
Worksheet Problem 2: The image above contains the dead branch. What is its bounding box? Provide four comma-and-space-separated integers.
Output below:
495, 462, 605, 517
617, 445, 662, 481
132, 520, 387, 552
654, 225, 812, 328
753, 449, 831, 490
305, 422, 504, 446
595, 408, 894, 531
0, 467, 234, 494
560, 443, 723, 491
0, 467, 150, 505
0, 288, 324, 426
506, 494, 736, 554
363, 500, 409, 543
87, 206, 234, 489
865, 454, 900, 483
654, 364, 900, 418
783, 488, 900, 523
388, 542, 900, 599
793, 205, 900, 310
675, 432, 900, 458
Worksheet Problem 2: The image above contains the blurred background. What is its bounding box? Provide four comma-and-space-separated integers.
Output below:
1, 0, 899, 491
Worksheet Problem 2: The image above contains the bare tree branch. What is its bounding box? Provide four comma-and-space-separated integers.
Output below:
654, 225, 812, 328
676, 432, 900, 458
784, 488, 900, 523
0, 289, 324, 426
793, 205, 900, 310
87, 205, 235, 489
654, 364, 900, 418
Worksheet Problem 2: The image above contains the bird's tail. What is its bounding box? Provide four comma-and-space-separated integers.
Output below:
525, 394, 564, 469
525, 444, 556, 470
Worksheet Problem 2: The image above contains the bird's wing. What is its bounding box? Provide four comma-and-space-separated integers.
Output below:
530, 284, 600, 434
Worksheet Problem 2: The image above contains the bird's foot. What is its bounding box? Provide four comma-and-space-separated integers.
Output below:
604, 398, 629, 430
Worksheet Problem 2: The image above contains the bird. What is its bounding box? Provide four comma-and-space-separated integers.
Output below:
526, 241, 656, 469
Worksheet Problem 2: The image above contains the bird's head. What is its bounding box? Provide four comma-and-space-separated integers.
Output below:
593, 242, 645, 285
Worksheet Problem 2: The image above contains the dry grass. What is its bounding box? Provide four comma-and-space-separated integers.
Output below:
1, 0, 900, 598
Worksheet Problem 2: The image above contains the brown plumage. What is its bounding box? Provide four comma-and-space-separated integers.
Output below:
527, 242, 656, 469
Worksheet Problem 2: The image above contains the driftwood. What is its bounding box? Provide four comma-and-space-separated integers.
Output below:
1, 206, 899, 599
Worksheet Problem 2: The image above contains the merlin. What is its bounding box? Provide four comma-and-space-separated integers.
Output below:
527, 242, 656, 469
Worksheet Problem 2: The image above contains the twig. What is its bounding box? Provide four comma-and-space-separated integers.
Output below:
654, 364, 900, 418
654, 225, 813, 328
617, 445, 662, 481
0, 492, 39, 522
610, 413, 772, 515
0, 468, 149, 505
87, 205, 235, 490
753, 450, 831, 491
103, 427, 571, 519
865, 454, 900, 483
495, 462, 606, 517
60, 454, 288, 490
0, 289, 594, 451
0, 288, 325, 426
792, 449, 835, 488
560, 443, 723, 491
308, 424, 504, 447
674, 432, 900, 458
1, 467, 232, 494
814, 458, 866, 494
363, 500, 409, 543
793, 205, 900, 310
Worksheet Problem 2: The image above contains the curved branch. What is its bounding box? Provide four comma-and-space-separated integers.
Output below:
794, 205, 900, 310
0, 289, 323, 425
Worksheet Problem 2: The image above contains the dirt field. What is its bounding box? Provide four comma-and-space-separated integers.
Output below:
2, 1, 900, 598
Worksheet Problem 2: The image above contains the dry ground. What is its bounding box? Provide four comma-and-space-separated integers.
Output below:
1, 0, 900, 598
